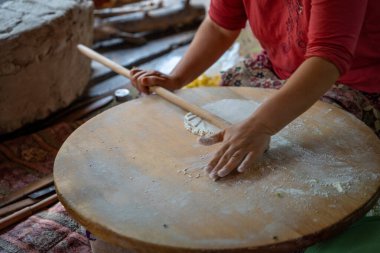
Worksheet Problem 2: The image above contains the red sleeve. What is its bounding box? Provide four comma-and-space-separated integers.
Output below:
209, 0, 247, 30
305, 0, 368, 74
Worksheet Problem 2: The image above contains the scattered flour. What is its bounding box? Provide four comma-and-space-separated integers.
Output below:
182, 98, 380, 201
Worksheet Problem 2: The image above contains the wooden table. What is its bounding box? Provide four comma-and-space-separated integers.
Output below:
54, 87, 380, 253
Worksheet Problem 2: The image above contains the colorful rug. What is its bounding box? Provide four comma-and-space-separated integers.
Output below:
0, 121, 91, 253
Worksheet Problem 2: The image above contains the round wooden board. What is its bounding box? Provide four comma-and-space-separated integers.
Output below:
54, 87, 380, 253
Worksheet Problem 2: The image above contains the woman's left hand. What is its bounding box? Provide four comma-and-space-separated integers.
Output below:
199, 119, 271, 180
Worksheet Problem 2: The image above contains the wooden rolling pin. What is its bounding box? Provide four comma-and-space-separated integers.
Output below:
77, 44, 231, 130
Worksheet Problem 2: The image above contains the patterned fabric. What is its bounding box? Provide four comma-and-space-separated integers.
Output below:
0, 122, 81, 197
0, 203, 90, 253
0, 122, 91, 253
220, 51, 380, 138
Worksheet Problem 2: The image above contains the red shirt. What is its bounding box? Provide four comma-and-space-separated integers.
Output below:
209, 0, 380, 93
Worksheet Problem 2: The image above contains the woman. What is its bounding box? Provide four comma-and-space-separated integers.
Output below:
131, 0, 380, 180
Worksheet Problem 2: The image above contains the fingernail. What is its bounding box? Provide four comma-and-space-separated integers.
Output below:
237, 166, 245, 173
209, 172, 217, 180
218, 168, 229, 177
213, 176, 219, 182
204, 165, 213, 173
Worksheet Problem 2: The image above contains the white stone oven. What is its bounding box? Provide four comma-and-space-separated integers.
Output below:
0, 0, 93, 134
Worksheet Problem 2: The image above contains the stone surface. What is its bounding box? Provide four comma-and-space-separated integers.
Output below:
0, 0, 93, 134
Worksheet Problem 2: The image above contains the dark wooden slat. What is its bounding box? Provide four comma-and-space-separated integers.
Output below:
90, 31, 194, 84
0, 175, 53, 208
0, 199, 38, 217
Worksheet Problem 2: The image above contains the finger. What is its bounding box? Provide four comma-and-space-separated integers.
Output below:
130, 69, 144, 88
204, 144, 228, 174
135, 70, 163, 80
137, 70, 162, 80
139, 83, 151, 95
135, 71, 151, 82
217, 150, 245, 177
130, 68, 142, 75
131, 69, 145, 81
209, 148, 235, 179
132, 71, 149, 92
141, 76, 168, 94
136, 72, 159, 94
141, 76, 167, 86
237, 151, 260, 173
210, 147, 237, 177
146, 70, 166, 77
198, 131, 224, 146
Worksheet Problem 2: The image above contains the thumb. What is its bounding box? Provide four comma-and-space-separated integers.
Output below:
198, 131, 224, 146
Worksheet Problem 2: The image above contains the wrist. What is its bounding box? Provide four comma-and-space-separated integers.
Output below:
245, 115, 278, 136
169, 74, 188, 89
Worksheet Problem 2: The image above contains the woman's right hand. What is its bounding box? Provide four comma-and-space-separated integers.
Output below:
130, 68, 183, 94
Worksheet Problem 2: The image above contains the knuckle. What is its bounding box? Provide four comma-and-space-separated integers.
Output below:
228, 149, 240, 158
214, 150, 224, 157
219, 154, 229, 163
224, 163, 235, 171
209, 157, 220, 167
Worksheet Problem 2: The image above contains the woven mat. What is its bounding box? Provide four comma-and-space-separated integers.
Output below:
0, 121, 91, 253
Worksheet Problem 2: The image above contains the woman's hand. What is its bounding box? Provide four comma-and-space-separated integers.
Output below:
199, 119, 271, 180
130, 68, 182, 94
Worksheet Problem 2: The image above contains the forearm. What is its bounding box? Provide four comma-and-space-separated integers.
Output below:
249, 57, 340, 134
170, 16, 240, 87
